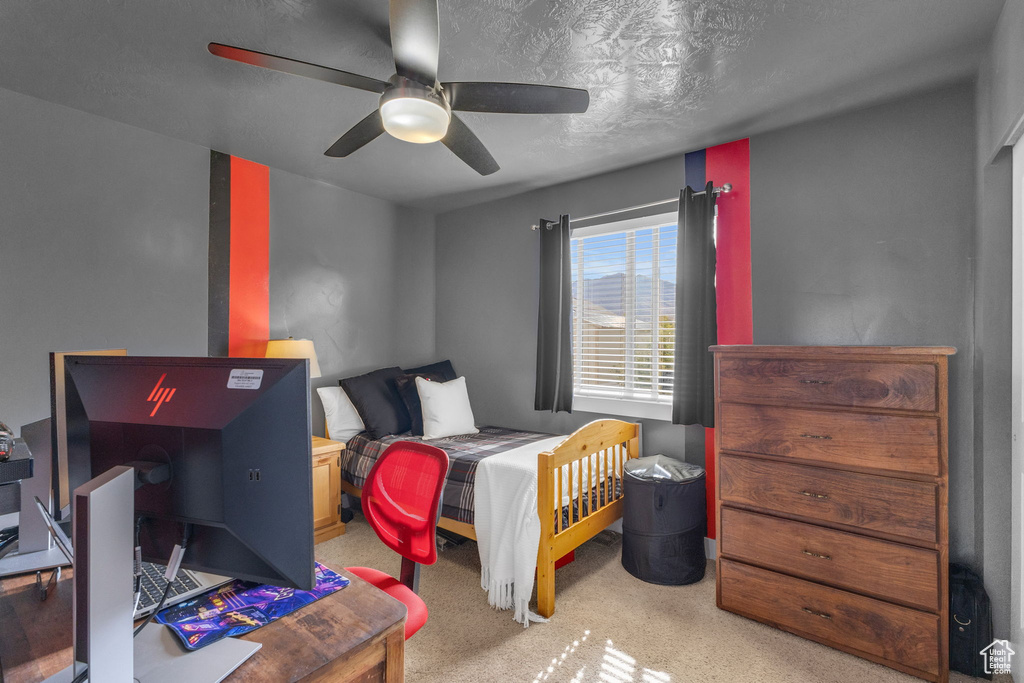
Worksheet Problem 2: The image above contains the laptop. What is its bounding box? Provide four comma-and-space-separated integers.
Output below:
35, 497, 232, 619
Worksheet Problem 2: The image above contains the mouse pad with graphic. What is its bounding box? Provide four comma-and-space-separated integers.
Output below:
156, 562, 350, 650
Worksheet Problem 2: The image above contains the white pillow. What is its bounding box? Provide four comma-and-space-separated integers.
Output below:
416, 376, 479, 440
317, 386, 365, 442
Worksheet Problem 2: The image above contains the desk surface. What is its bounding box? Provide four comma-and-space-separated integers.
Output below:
0, 564, 406, 682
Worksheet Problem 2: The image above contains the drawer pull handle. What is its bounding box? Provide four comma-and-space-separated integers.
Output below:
953, 614, 972, 626
798, 490, 830, 500
799, 379, 832, 385
802, 607, 832, 620
802, 550, 832, 561
800, 433, 832, 440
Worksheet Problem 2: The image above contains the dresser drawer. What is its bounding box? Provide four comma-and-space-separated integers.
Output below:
720, 559, 940, 677
719, 455, 938, 543
718, 358, 937, 412
720, 508, 939, 611
719, 403, 940, 476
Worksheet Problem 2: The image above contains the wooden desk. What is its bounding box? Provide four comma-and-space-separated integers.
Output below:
0, 564, 406, 682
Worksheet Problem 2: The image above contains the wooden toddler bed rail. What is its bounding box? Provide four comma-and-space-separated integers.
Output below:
336, 418, 640, 618
536, 419, 640, 617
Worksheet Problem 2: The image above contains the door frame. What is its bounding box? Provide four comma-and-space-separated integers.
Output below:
1012, 127, 1024, 657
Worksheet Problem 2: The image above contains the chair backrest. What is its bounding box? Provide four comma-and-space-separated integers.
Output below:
362, 441, 449, 567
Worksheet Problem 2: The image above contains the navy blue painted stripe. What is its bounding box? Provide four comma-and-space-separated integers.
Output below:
208, 150, 231, 357
684, 149, 706, 191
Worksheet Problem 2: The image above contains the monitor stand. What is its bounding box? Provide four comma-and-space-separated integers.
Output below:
42, 466, 260, 683
0, 419, 71, 578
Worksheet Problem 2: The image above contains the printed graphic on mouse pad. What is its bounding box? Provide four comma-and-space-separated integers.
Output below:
157, 562, 350, 650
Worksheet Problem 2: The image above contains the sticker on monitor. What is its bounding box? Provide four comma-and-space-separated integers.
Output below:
227, 369, 264, 390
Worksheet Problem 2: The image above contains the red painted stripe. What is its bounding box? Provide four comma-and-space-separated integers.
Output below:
228, 157, 270, 358
164, 387, 176, 403
707, 138, 753, 345
704, 139, 753, 540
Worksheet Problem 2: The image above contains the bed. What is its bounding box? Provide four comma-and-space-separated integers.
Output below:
333, 418, 640, 617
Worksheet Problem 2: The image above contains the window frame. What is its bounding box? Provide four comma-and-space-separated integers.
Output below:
570, 210, 678, 422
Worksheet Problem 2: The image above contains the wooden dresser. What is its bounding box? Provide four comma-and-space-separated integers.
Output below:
712, 345, 954, 683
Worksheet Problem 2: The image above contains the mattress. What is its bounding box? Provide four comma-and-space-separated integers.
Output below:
340, 427, 555, 525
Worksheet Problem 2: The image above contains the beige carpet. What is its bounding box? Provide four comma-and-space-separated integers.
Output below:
316, 517, 1010, 683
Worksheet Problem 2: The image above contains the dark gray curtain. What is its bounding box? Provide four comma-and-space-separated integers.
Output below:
534, 214, 573, 413
673, 182, 717, 426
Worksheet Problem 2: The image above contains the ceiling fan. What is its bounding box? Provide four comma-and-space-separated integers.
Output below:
208, 0, 590, 176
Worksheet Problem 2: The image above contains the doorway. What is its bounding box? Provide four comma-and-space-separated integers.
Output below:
1012, 131, 1023, 654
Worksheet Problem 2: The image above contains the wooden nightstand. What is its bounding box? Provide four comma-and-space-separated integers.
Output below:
312, 436, 346, 543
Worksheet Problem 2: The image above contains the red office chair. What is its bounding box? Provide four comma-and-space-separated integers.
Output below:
346, 441, 449, 640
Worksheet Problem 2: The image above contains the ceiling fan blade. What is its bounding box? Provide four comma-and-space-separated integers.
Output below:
441, 114, 499, 176
389, 0, 440, 86
443, 82, 590, 114
324, 110, 385, 157
208, 43, 388, 94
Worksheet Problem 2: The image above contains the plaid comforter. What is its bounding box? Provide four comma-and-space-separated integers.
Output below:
341, 427, 556, 525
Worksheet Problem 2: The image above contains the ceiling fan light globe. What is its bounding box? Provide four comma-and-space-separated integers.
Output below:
380, 97, 450, 144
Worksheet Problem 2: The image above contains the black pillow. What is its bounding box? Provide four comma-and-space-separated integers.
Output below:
340, 367, 410, 439
402, 359, 457, 382
395, 372, 445, 436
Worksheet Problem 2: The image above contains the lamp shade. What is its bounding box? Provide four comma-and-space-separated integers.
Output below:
265, 338, 321, 379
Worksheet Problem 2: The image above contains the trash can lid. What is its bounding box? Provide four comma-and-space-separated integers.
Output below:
624, 454, 704, 482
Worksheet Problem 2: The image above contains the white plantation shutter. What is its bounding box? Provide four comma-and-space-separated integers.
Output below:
571, 212, 678, 406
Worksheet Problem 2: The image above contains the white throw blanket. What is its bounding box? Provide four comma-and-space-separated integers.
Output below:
474, 435, 564, 627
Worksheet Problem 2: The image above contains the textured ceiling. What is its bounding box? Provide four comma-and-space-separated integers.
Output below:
0, 0, 1005, 211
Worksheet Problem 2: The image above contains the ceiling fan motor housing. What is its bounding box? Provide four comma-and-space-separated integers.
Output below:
379, 75, 451, 144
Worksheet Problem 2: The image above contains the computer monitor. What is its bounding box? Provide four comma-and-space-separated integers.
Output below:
63, 355, 315, 591
50, 349, 128, 521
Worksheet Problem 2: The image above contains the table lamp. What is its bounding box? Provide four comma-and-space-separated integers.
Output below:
265, 338, 321, 379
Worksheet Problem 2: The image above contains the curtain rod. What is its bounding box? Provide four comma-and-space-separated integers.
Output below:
531, 183, 732, 230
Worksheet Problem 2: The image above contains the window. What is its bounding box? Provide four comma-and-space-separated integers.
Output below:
570, 212, 678, 420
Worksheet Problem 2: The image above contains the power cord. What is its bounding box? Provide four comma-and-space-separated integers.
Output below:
133, 516, 144, 612
133, 523, 192, 639
69, 522, 192, 682
133, 575, 175, 639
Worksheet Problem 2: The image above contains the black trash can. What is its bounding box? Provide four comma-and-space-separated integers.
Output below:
621, 455, 706, 585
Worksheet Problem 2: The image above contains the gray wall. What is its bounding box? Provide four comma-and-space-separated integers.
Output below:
972, 0, 1023, 640
268, 169, 436, 436
750, 81, 977, 564
978, 0, 1024, 159
435, 155, 703, 461
0, 84, 437, 450
0, 86, 210, 434
972, 147, 1013, 638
